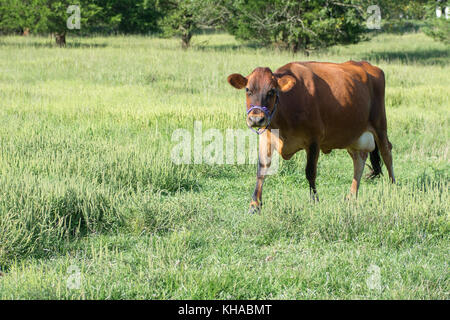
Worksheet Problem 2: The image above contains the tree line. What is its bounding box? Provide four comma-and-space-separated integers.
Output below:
0, 0, 448, 48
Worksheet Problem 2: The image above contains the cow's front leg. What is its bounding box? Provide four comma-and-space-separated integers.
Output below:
249, 132, 274, 214
305, 142, 320, 202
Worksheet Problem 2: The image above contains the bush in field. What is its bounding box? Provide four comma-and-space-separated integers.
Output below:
423, 17, 450, 43
223, 0, 367, 52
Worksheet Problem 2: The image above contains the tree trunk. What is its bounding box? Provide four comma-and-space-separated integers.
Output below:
181, 31, 192, 49
55, 32, 66, 47
292, 36, 310, 56
290, 41, 299, 53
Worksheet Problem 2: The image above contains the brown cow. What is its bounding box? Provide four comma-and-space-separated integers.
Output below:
228, 61, 395, 213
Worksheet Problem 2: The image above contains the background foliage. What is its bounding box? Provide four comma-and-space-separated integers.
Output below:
0, 0, 449, 48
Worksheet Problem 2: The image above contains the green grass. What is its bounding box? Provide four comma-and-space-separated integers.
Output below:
0, 32, 448, 299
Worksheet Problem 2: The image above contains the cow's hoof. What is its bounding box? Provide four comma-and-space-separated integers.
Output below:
310, 194, 319, 203
248, 202, 261, 214
345, 193, 356, 201
248, 206, 261, 214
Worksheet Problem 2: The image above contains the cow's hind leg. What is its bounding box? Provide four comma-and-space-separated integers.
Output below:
347, 149, 368, 199
374, 131, 395, 183
369, 74, 395, 183
306, 142, 320, 202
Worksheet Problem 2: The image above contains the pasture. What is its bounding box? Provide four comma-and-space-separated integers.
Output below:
0, 32, 448, 299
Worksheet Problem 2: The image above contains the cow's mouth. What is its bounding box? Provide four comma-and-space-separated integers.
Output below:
247, 115, 267, 128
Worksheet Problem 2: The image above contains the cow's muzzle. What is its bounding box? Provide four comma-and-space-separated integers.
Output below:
245, 94, 279, 135
247, 109, 267, 128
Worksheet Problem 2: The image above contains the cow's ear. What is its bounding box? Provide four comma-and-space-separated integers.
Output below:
277, 75, 296, 92
227, 73, 247, 89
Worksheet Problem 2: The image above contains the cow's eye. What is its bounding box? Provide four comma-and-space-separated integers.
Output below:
246, 88, 252, 96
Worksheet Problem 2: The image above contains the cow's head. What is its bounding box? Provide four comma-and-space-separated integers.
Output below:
227, 67, 296, 131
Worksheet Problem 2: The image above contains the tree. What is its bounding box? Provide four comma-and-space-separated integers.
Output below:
0, 0, 105, 46
0, 0, 163, 44
223, 0, 367, 52
0, 0, 49, 35
0, 0, 100, 45
157, 0, 220, 49
90, 0, 162, 34
157, 0, 200, 49
368, 0, 430, 20
44, 1, 103, 46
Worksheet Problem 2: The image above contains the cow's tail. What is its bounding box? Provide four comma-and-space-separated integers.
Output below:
367, 142, 383, 179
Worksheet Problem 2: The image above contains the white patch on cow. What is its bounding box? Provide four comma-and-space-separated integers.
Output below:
351, 131, 375, 152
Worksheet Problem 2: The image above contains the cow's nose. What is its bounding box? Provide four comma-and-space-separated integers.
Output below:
248, 115, 265, 126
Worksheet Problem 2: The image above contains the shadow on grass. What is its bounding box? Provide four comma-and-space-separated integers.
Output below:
414, 168, 448, 194
0, 40, 107, 49
362, 48, 449, 66
193, 42, 264, 52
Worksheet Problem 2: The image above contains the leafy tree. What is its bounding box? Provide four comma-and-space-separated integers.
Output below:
157, 0, 220, 49
91, 0, 162, 34
44, 1, 103, 46
0, 0, 103, 45
0, 0, 163, 43
367, 0, 430, 20
0, 0, 49, 35
223, 0, 367, 52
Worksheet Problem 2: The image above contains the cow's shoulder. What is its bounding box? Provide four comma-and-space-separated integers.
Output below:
275, 61, 319, 80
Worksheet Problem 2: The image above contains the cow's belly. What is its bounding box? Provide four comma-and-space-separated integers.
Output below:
347, 131, 375, 152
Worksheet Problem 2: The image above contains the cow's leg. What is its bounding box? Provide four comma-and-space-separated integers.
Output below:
374, 131, 395, 183
347, 149, 368, 199
249, 132, 274, 214
305, 142, 320, 202
369, 73, 395, 184
370, 101, 395, 183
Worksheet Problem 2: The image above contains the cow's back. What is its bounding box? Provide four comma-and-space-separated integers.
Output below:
275, 60, 384, 150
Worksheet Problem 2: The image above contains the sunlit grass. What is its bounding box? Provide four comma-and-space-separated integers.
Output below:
0, 32, 448, 299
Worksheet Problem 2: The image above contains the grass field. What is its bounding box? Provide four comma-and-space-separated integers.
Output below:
0, 31, 448, 299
